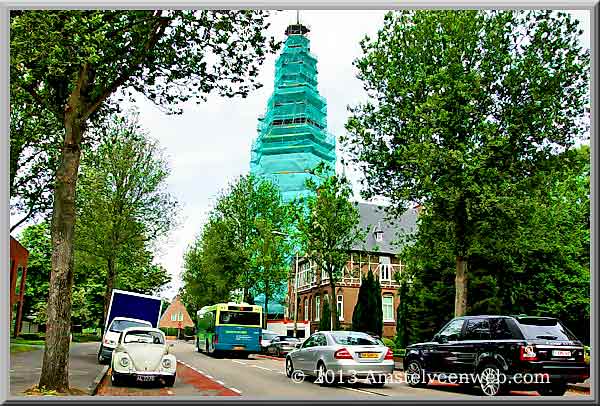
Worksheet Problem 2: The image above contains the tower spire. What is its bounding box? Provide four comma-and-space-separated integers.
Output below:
285, 10, 309, 36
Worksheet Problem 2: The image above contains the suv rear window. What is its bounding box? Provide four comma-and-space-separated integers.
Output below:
516, 318, 578, 341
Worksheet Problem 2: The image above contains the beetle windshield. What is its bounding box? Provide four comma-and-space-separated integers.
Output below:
123, 330, 165, 345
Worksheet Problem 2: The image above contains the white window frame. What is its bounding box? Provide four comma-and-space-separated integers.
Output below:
304, 298, 308, 321
178, 312, 184, 321
337, 295, 344, 321
171, 313, 177, 321
382, 295, 394, 322
315, 296, 320, 321
379, 256, 392, 281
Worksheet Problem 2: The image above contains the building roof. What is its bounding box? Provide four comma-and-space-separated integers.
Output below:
351, 202, 418, 255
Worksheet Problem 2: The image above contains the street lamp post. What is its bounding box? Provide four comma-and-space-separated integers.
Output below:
272, 230, 299, 338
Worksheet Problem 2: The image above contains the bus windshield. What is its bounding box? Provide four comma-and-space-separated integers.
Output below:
218, 311, 261, 326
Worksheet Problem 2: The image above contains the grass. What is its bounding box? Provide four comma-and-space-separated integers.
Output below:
10, 344, 42, 353
11, 337, 45, 346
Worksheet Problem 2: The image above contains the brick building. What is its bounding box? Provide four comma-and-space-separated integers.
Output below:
10, 236, 29, 337
159, 295, 194, 338
288, 203, 418, 338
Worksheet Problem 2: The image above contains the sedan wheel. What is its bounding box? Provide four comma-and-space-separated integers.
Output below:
479, 364, 507, 396
317, 362, 331, 386
285, 358, 294, 378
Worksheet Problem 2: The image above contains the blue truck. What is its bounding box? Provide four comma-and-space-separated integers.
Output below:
97, 289, 163, 364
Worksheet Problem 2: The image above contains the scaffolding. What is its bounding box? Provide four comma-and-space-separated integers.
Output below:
250, 23, 336, 203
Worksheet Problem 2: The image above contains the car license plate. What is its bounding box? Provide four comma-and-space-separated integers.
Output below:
233, 346, 245, 350
552, 350, 572, 357
136, 375, 154, 382
359, 352, 379, 359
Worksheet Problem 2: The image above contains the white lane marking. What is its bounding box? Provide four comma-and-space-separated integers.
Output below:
229, 387, 242, 394
206, 375, 214, 379
232, 360, 247, 365
253, 365, 272, 372
216, 380, 224, 385
342, 387, 389, 397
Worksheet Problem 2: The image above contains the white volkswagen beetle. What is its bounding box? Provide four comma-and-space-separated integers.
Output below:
111, 327, 177, 387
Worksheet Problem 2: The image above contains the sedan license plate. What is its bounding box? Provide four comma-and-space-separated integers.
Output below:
552, 350, 572, 357
136, 375, 155, 382
233, 346, 245, 350
359, 352, 379, 359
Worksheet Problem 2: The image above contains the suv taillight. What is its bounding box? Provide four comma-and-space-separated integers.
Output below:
519, 345, 538, 361
334, 348, 353, 359
384, 348, 394, 360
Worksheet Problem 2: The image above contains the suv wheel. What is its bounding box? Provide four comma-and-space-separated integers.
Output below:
537, 381, 567, 396
478, 363, 508, 396
405, 360, 429, 388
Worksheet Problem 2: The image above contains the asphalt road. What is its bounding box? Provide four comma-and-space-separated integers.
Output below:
172, 341, 482, 399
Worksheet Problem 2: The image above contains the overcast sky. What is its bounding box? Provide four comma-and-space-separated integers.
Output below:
128, 10, 591, 300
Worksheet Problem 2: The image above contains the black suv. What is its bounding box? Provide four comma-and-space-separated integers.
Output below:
403, 315, 589, 396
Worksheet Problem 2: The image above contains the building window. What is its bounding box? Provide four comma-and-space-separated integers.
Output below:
171, 313, 177, 321
178, 312, 184, 321
379, 256, 391, 281
315, 296, 320, 321
337, 295, 344, 321
304, 298, 308, 321
383, 295, 394, 322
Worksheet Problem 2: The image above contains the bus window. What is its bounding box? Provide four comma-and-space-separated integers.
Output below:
218, 311, 261, 326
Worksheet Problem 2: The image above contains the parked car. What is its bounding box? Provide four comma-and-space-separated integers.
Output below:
111, 327, 177, 387
403, 315, 590, 396
266, 336, 300, 357
285, 331, 394, 387
98, 317, 152, 364
260, 330, 278, 353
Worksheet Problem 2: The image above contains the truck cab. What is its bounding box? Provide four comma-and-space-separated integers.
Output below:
98, 317, 152, 364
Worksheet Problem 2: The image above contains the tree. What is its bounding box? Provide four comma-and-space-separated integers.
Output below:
351, 269, 382, 336
399, 146, 590, 344
319, 298, 331, 331
11, 9, 279, 390
75, 112, 177, 325
296, 163, 366, 330
344, 10, 590, 317
19, 222, 52, 321
395, 277, 410, 349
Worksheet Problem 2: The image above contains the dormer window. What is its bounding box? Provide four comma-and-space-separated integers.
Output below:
374, 222, 384, 242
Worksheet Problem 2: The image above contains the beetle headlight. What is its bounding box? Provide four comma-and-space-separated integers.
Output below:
162, 358, 172, 369
119, 357, 129, 367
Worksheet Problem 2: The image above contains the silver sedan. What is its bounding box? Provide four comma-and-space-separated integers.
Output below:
285, 331, 394, 387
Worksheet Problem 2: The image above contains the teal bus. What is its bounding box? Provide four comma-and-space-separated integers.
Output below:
196, 302, 262, 356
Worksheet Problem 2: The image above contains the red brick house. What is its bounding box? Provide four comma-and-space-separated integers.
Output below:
10, 236, 29, 337
287, 203, 418, 338
159, 295, 194, 338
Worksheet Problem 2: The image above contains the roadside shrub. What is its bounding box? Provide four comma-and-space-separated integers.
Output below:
72, 333, 100, 343
382, 337, 396, 351
19, 333, 44, 341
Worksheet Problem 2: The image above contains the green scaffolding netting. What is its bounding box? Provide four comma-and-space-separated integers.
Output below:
250, 24, 336, 203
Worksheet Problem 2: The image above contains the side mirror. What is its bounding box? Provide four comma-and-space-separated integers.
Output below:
436, 335, 448, 344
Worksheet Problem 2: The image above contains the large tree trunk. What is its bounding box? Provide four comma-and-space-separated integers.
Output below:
102, 256, 116, 330
454, 256, 468, 316
38, 106, 85, 392
328, 279, 338, 330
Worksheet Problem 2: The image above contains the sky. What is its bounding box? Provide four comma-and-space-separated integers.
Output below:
126, 10, 591, 300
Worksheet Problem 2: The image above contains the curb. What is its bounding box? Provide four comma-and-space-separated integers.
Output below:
255, 354, 285, 361
87, 365, 109, 396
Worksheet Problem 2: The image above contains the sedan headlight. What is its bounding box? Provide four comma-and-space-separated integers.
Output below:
119, 357, 129, 367
162, 358, 172, 369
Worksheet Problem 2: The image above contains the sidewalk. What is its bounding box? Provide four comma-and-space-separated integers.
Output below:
9, 341, 106, 397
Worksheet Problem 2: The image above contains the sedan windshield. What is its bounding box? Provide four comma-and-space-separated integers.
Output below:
331, 332, 380, 346
109, 319, 150, 332
123, 331, 165, 345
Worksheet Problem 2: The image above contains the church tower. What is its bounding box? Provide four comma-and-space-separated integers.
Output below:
250, 19, 336, 203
